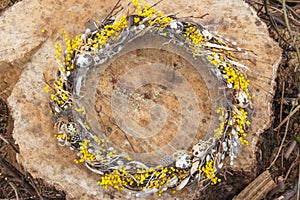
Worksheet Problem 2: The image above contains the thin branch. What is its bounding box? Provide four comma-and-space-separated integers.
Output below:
25, 173, 43, 200
150, 0, 164, 8
0, 134, 10, 145
274, 104, 300, 131
275, 0, 300, 21
284, 140, 297, 159
263, 0, 290, 45
0, 135, 20, 153
282, 0, 300, 72
0, 157, 38, 198
280, 82, 285, 123
268, 105, 293, 169
265, 1, 300, 26
102, 0, 122, 25
7, 181, 20, 200
284, 156, 300, 180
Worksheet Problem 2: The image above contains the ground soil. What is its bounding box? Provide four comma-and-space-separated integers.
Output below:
0, 0, 300, 199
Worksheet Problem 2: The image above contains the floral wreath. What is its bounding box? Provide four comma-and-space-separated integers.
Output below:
45, 0, 253, 197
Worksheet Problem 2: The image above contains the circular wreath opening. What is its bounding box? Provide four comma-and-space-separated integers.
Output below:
79, 32, 222, 165
46, 0, 253, 197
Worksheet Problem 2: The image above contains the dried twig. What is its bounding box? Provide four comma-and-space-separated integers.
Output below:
25, 173, 43, 200
284, 156, 300, 180
0, 157, 39, 199
280, 82, 285, 123
263, 0, 290, 45
284, 140, 297, 159
7, 181, 20, 200
0, 134, 9, 145
275, 0, 300, 21
0, 134, 19, 154
274, 104, 300, 131
265, 0, 300, 26
102, 0, 122, 26
268, 105, 294, 169
150, 0, 164, 8
282, 0, 300, 72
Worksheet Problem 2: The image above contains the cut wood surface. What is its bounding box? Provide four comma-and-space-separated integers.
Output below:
0, 0, 281, 199
233, 170, 277, 200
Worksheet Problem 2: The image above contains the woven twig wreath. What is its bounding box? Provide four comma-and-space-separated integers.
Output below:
45, 0, 253, 197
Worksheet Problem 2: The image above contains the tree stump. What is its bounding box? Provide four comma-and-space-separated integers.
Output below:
0, 0, 281, 199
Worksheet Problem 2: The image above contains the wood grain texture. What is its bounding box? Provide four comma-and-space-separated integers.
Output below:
233, 170, 277, 200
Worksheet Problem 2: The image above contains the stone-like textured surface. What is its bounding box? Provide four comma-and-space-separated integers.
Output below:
1, 0, 281, 199
93, 47, 214, 164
